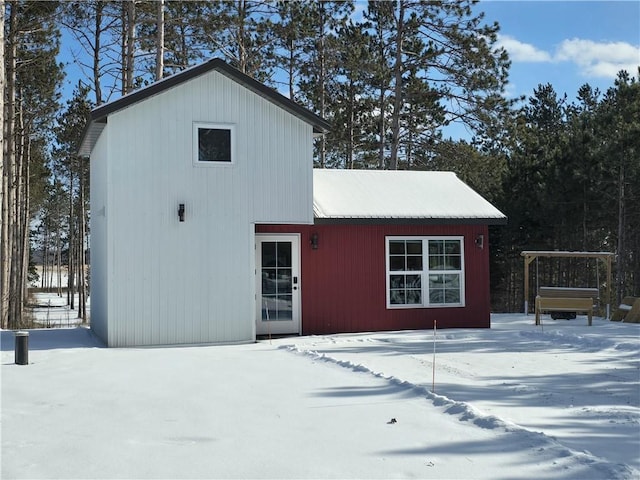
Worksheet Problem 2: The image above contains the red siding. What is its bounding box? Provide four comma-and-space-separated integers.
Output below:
256, 223, 491, 334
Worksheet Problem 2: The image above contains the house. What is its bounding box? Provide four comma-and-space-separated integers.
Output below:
79, 58, 506, 347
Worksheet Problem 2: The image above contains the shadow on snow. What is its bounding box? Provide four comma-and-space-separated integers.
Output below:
0, 327, 104, 352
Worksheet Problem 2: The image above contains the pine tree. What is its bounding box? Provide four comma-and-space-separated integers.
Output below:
61, 1, 116, 104
598, 70, 640, 303
52, 86, 93, 321
329, 21, 377, 169
2, 0, 63, 328
298, 1, 354, 167
199, 0, 277, 82
271, 0, 315, 100
362, 0, 510, 170
136, 1, 209, 78
364, 0, 395, 169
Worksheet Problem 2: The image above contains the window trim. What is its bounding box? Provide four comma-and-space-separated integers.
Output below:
385, 236, 465, 309
192, 122, 235, 166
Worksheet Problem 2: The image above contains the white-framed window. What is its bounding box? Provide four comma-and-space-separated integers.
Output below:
193, 122, 235, 165
386, 236, 465, 308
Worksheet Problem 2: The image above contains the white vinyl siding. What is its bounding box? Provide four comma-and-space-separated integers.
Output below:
386, 236, 465, 309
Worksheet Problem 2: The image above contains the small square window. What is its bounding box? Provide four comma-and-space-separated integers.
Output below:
199, 128, 230, 162
193, 123, 234, 164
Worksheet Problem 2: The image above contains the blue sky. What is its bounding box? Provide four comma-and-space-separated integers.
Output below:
477, 0, 640, 102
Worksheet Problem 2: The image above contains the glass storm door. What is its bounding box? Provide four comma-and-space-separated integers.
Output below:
256, 235, 301, 335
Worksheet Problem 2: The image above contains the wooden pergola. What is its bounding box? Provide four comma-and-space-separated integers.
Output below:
521, 251, 615, 318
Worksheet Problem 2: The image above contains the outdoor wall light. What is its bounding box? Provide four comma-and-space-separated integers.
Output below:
178, 203, 185, 222
310, 233, 319, 250
475, 234, 484, 249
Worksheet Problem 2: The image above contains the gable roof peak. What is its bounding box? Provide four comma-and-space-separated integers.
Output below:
78, 58, 330, 157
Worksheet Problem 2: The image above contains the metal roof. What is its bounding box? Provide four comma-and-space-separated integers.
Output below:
78, 58, 331, 157
313, 169, 507, 225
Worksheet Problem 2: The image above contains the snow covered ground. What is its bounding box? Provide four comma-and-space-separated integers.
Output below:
2, 293, 639, 479
27, 292, 88, 328
29, 266, 70, 289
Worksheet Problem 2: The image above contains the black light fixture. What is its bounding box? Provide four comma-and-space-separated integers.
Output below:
310, 232, 319, 250
178, 203, 185, 222
475, 234, 484, 249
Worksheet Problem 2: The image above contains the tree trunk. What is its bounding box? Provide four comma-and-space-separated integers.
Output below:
347, 81, 354, 169
389, 1, 405, 170
55, 223, 62, 297
378, 86, 385, 169
582, 184, 588, 250
317, 2, 326, 167
121, 3, 127, 95
288, 40, 295, 100
9, 94, 24, 328
76, 227, 83, 319
2, 3, 17, 329
42, 226, 48, 289
68, 170, 75, 309
616, 163, 625, 306
78, 167, 87, 322
20, 129, 31, 321
125, 0, 136, 93
155, 0, 164, 81
94, 2, 103, 104
237, 0, 247, 73
120, 0, 136, 95
0, 0, 7, 328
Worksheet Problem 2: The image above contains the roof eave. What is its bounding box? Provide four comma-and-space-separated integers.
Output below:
313, 217, 508, 226
78, 114, 106, 158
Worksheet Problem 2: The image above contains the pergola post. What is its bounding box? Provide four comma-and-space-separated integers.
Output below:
523, 253, 536, 315
606, 255, 612, 319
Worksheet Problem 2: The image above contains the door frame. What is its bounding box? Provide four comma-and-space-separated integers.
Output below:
255, 233, 302, 335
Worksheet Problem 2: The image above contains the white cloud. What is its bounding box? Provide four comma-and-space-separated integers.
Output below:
555, 38, 640, 78
497, 34, 552, 62
498, 34, 640, 79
